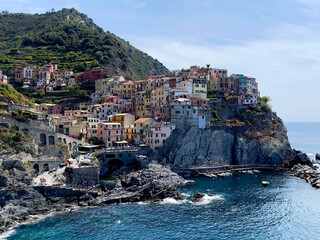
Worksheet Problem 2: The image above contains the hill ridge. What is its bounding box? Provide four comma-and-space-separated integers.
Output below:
0, 8, 169, 79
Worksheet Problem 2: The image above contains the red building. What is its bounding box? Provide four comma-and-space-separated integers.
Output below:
76, 68, 106, 83
169, 78, 177, 88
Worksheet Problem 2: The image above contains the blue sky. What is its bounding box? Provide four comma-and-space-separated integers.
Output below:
1, 0, 320, 122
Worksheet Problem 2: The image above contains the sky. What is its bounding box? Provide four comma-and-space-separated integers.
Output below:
1, 0, 320, 122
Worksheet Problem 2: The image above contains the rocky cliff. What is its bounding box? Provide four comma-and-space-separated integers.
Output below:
156, 95, 311, 168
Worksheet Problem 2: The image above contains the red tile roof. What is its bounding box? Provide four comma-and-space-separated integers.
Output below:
134, 118, 152, 123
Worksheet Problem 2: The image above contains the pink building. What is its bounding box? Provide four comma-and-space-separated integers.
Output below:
41, 103, 62, 114
145, 123, 176, 150
98, 122, 124, 147
238, 94, 258, 106
104, 95, 123, 104
42, 64, 56, 73
189, 97, 208, 107
189, 66, 200, 74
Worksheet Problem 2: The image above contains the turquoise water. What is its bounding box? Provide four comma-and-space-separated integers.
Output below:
6, 123, 320, 240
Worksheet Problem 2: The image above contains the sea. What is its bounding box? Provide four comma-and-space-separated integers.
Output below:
3, 122, 320, 240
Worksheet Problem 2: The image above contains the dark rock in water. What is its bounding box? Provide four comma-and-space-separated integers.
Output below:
283, 150, 312, 168
316, 154, 320, 161
191, 192, 206, 203
290, 164, 320, 189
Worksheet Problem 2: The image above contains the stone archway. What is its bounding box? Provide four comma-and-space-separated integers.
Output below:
107, 159, 124, 173
33, 164, 39, 174
48, 135, 55, 145
40, 133, 47, 146
43, 163, 49, 171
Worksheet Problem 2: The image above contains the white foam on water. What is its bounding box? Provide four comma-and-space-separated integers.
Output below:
182, 193, 191, 198
0, 229, 15, 240
190, 194, 224, 205
184, 180, 195, 184
161, 197, 188, 205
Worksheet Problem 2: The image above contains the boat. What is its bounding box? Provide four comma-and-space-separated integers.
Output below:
262, 181, 269, 187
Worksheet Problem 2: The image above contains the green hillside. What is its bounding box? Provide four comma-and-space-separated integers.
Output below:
0, 8, 169, 79
0, 83, 33, 107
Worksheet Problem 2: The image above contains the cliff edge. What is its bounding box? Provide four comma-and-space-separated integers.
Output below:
155, 94, 311, 168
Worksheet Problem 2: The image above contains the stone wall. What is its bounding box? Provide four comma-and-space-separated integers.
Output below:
7, 103, 38, 115
99, 150, 140, 177
0, 114, 88, 154
65, 166, 99, 188
34, 186, 99, 198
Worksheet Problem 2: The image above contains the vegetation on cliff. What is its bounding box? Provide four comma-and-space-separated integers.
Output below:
0, 127, 33, 153
0, 8, 169, 79
0, 83, 33, 107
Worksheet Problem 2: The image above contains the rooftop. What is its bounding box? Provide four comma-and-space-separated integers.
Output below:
135, 118, 152, 124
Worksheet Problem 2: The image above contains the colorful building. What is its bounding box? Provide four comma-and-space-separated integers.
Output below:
145, 123, 176, 150
134, 118, 154, 144
76, 68, 106, 83
98, 122, 124, 147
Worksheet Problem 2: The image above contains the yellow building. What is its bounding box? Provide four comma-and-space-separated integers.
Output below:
192, 79, 208, 99
111, 113, 135, 127
208, 78, 220, 91
124, 125, 135, 144
134, 118, 154, 144
135, 91, 147, 118
87, 117, 100, 137
117, 80, 134, 99
151, 88, 169, 108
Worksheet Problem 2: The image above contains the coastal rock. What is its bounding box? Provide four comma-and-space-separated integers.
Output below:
108, 163, 186, 203
290, 164, 320, 189
191, 192, 206, 203
156, 111, 312, 168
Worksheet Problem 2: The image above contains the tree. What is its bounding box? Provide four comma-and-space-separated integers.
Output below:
258, 96, 270, 104
78, 132, 84, 140
88, 136, 104, 145
90, 60, 100, 68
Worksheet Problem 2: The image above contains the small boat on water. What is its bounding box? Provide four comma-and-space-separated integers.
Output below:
253, 170, 260, 173
262, 181, 269, 187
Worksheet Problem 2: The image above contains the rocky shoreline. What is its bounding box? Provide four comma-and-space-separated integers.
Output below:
290, 164, 320, 189
0, 157, 186, 236
0, 147, 314, 237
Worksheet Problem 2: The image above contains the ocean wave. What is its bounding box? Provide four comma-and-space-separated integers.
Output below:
190, 194, 224, 205
0, 229, 15, 240
182, 193, 191, 198
184, 180, 195, 184
161, 197, 188, 204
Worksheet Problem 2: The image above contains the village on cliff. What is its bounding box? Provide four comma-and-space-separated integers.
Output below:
0, 64, 260, 151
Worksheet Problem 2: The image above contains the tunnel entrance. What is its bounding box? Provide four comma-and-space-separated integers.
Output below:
43, 163, 49, 171
33, 164, 39, 174
101, 159, 125, 178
